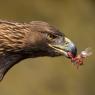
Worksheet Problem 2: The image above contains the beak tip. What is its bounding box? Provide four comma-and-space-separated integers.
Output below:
71, 46, 77, 57
65, 37, 77, 57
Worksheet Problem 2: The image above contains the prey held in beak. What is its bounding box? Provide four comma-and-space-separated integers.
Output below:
48, 37, 92, 68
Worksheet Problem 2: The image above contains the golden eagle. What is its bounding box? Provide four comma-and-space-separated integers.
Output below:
0, 20, 77, 80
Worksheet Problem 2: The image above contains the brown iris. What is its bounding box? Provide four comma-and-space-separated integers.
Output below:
47, 34, 57, 40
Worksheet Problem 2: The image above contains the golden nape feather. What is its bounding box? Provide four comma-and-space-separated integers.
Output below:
0, 20, 32, 54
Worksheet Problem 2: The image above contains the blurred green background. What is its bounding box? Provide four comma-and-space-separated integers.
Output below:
0, 0, 95, 95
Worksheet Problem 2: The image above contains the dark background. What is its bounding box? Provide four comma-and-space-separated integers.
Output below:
0, 0, 95, 95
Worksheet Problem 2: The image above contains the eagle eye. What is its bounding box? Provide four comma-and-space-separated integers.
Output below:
47, 34, 57, 40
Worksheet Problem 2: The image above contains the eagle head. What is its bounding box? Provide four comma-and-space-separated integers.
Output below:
23, 21, 77, 58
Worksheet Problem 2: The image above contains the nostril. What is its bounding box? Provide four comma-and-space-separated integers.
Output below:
65, 42, 68, 45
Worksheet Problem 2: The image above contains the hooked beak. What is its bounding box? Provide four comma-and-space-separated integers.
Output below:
48, 37, 77, 57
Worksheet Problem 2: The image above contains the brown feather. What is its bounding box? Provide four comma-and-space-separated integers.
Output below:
0, 20, 31, 54
0, 20, 64, 80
